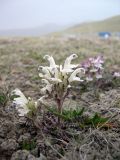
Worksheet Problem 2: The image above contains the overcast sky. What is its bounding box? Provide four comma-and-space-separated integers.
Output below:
0, 0, 120, 30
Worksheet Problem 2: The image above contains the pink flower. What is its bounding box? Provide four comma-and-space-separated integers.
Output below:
81, 55, 104, 81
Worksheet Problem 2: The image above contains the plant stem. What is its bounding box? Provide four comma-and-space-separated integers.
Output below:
56, 99, 63, 124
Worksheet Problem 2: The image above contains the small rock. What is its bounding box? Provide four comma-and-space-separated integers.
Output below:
99, 93, 105, 98
11, 150, 47, 160
18, 117, 27, 125
0, 121, 14, 138
27, 154, 36, 160
31, 147, 39, 157
0, 138, 4, 144
11, 150, 29, 160
0, 139, 18, 156
38, 153, 47, 160
18, 133, 31, 143
11, 150, 36, 160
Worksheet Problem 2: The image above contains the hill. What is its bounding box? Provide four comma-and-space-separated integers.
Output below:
64, 15, 120, 34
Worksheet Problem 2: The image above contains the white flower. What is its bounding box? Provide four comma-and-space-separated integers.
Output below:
52, 67, 59, 78
41, 79, 52, 94
49, 78, 62, 83
38, 66, 51, 79
68, 68, 85, 82
44, 55, 58, 69
12, 88, 37, 116
63, 54, 78, 70
39, 54, 85, 92
12, 88, 28, 107
38, 54, 86, 116
12, 88, 29, 116
60, 65, 73, 75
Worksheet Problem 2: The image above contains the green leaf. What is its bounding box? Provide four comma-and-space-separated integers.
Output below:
85, 113, 109, 127
0, 94, 7, 106
21, 140, 36, 150
49, 107, 85, 121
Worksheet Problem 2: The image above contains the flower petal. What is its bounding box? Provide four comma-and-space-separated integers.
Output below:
68, 68, 85, 82
44, 55, 58, 68
64, 54, 78, 70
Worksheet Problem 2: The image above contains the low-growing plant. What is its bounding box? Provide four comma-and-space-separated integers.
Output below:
44, 107, 112, 130
49, 107, 85, 121
80, 55, 104, 82
0, 87, 11, 107
85, 113, 109, 128
20, 140, 36, 151
38, 54, 85, 122
26, 99, 37, 118
76, 55, 105, 99
0, 93, 8, 107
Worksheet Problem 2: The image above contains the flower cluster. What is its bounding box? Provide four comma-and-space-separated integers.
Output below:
39, 54, 85, 114
81, 55, 104, 81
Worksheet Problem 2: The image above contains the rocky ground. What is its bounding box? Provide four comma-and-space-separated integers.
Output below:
0, 36, 120, 159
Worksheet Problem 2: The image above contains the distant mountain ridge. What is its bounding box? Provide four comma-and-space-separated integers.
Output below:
0, 23, 66, 36
65, 15, 120, 33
